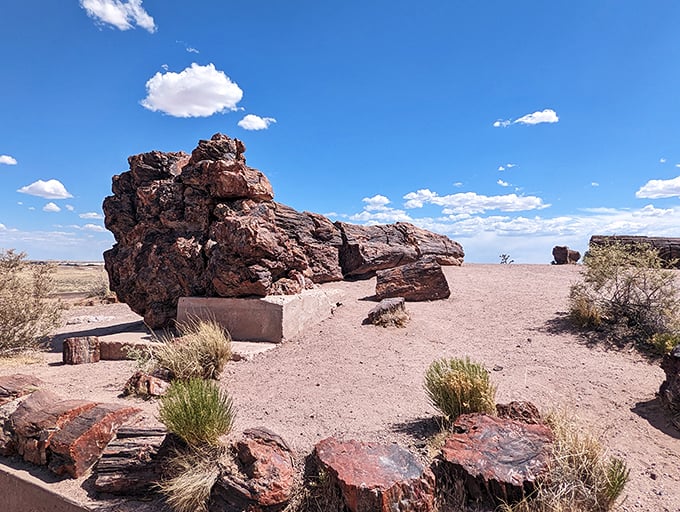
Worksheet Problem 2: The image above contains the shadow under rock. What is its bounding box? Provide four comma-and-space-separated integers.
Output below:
631, 396, 680, 439
390, 416, 442, 444
48, 321, 148, 353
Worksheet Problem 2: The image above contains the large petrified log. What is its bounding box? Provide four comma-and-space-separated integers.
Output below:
63, 336, 100, 365
589, 235, 680, 268
375, 256, 451, 301
104, 134, 464, 328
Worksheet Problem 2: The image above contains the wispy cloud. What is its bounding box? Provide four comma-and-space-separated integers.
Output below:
591, 182, 599, 187
79, 212, 104, 219
80, 0, 156, 33
494, 109, 559, 128
636, 175, 680, 199
141, 63, 243, 118
65, 204, 75, 211
403, 189, 549, 214
18, 179, 73, 199
43, 202, 61, 213
237, 114, 277, 131
497, 179, 510, 187
81, 224, 106, 232
0, 155, 17, 165
660, 158, 667, 164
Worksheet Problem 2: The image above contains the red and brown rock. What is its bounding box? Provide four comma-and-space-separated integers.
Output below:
9, 390, 97, 465
439, 413, 553, 506
495, 401, 543, 424
552, 246, 580, 265
104, 133, 464, 328
375, 256, 450, 301
660, 345, 680, 429
63, 336, 101, 365
123, 371, 171, 397
0, 374, 44, 405
314, 437, 435, 512
211, 427, 295, 512
48, 403, 141, 478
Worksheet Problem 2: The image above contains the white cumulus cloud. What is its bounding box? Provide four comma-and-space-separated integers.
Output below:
238, 114, 277, 131
636, 175, 680, 199
80, 0, 156, 33
79, 212, 104, 219
141, 63, 243, 118
0, 155, 17, 165
497, 179, 510, 187
18, 179, 73, 199
362, 194, 391, 211
65, 204, 75, 211
660, 158, 667, 163
43, 202, 61, 213
403, 189, 549, 214
82, 224, 106, 232
494, 109, 559, 127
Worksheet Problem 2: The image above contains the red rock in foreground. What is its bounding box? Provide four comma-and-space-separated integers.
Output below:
0, 374, 44, 405
103, 133, 464, 328
314, 437, 435, 512
439, 413, 553, 505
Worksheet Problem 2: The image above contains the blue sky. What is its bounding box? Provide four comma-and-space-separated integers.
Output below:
2, 1, 680, 263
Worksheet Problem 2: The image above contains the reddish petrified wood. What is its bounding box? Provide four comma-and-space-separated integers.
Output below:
123, 371, 171, 397
10, 390, 97, 465
375, 256, 450, 302
314, 437, 435, 512
48, 403, 141, 478
211, 428, 295, 512
660, 345, 680, 429
63, 336, 101, 365
495, 401, 543, 424
94, 427, 171, 495
439, 413, 553, 506
0, 374, 44, 405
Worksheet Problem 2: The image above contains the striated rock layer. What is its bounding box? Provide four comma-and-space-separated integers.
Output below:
104, 134, 464, 328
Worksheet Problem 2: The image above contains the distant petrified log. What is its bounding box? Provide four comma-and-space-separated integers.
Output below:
375, 256, 451, 301
63, 336, 100, 365
552, 245, 580, 265
104, 134, 464, 328
589, 235, 680, 268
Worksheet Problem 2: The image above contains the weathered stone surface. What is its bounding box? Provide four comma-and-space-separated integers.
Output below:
0, 374, 44, 405
10, 391, 97, 465
99, 338, 161, 361
94, 427, 171, 495
364, 297, 408, 326
439, 413, 553, 505
590, 235, 680, 268
63, 336, 100, 365
314, 437, 435, 512
660, 345, 680, 429
122, 371, 171, 397
375, 256, 450, 302
104, 134, 464, 328
552, 245, 580, 265
496, 401, 543, 424
48, 403, 141, 478
211, 427, 295, 512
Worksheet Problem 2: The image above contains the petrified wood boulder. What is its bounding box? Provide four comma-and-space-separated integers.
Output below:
439, 413, 553, 506
314, 437, 435, 512
552, 245, 580, 264
0, 374, 43, 406
375, 256, 450, 301
63, 336, 101, 365
659, 345, 680, 429
211, 428, 295, 512
103, 134, 464, 328
589, 235, 680, 268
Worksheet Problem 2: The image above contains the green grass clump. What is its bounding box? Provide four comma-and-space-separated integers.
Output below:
424, 357, 496, 422
158, 378, 234, 447
155, 317, 232, 381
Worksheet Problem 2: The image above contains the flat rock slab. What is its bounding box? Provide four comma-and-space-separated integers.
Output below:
0, 374, 44, 405
98, 334, 159, 361
440, 413, 553, 505
177, 288, 343, 342
314, 437, 435, 512
48, 403, 141, 478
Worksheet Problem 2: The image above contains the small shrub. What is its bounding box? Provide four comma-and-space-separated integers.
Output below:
502, 412, 629, 512
158, 446, 221, 512
499, 253, 514, 264
649, 332, 680, 355
568, 241, 680, 346
0, 249, 63, 355
155, 318, 232, 381
424, 357, 496, 422
158, 378, 234, 447
372, 309, 410, 328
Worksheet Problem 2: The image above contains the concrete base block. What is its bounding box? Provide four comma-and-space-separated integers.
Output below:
177, 289, 343, 343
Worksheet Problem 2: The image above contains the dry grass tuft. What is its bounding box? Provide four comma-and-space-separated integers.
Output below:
372, 309, 410, 328
424, 357, 496, 422
500, 411, 629, 512
158, 446, 221, 512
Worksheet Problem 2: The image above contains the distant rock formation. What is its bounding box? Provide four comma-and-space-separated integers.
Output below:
589, 235, 680, 268
103, 134, 464, 328
552, 245, 580, 265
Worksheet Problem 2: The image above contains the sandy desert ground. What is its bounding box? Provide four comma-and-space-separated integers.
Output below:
1, 263, 679, 511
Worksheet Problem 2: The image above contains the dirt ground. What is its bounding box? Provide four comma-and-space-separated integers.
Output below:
1, 263, 679, 511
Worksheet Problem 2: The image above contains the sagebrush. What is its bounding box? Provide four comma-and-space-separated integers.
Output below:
158, 378, 234, 446
568, 241, 680, 347
0, 249, 63, 355
424, 357, 496, 422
